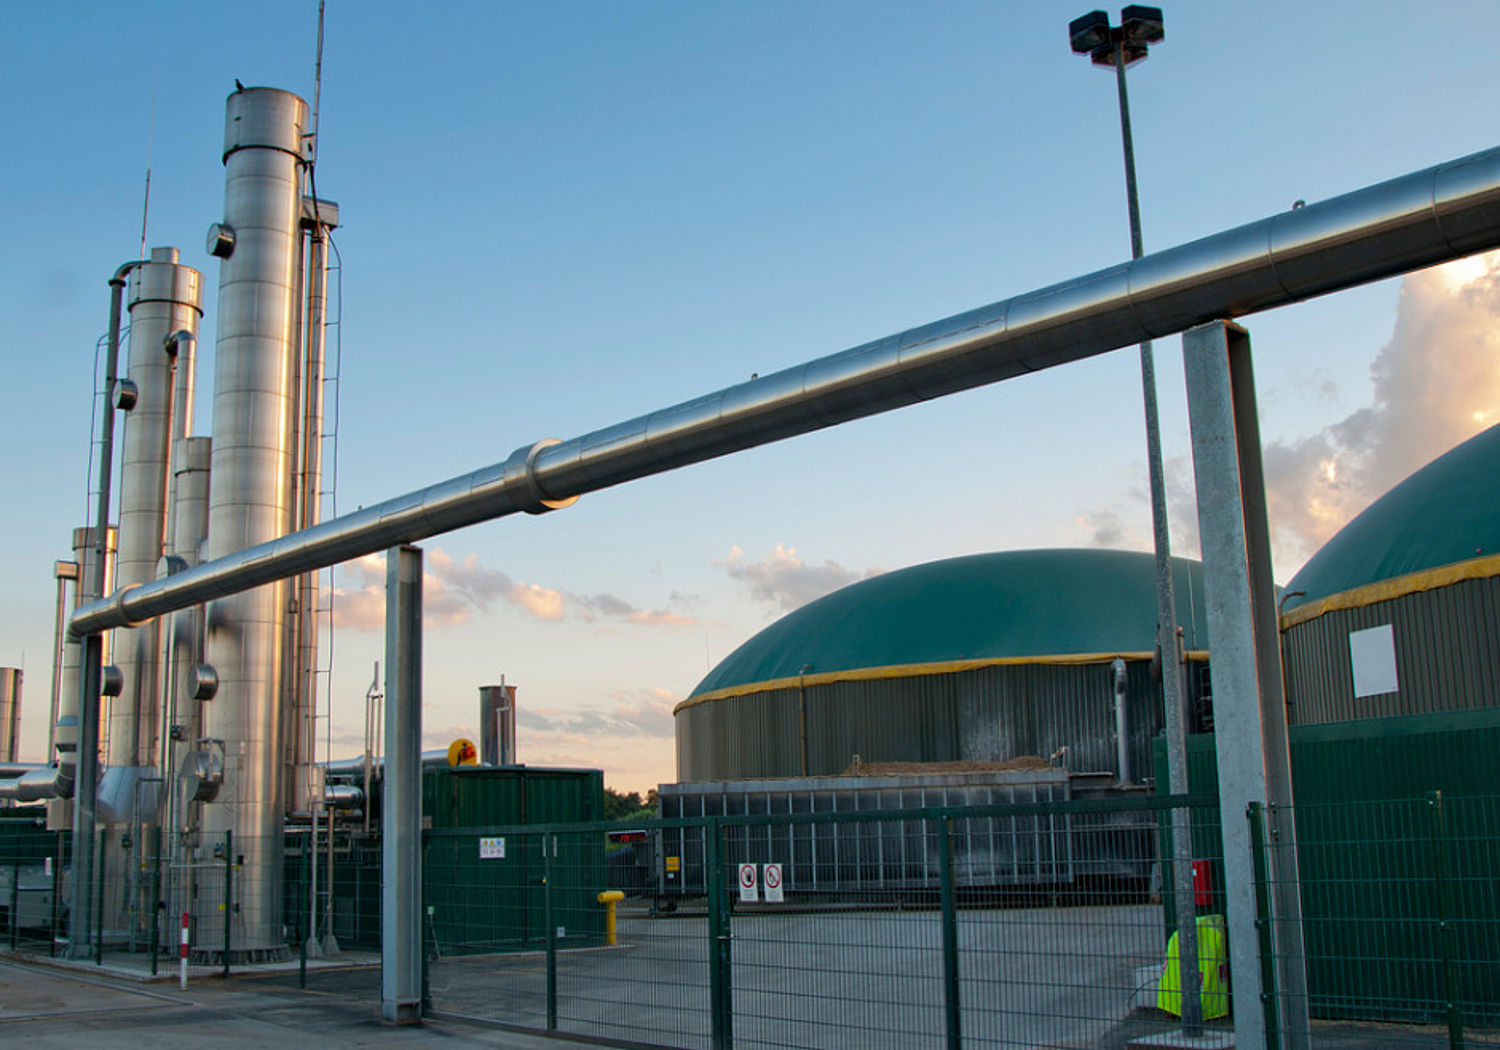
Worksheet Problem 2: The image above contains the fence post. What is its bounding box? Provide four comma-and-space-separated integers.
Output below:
95, 827, 105, 965
222, 829, 233, 977
300, 831, 310, 989
706, 820, 733, 1050
1247, 803, 1280, 1050
939, 816, 962, 1050
149, 825, 161, 977
50, 840, 62, 957
9, 861, 18, 951
545, 834, 558, 1031
1427, 791, 1466, 1050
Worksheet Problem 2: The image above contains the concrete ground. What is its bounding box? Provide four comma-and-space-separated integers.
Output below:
3, 902, 1489, 1050
0, 956, 595, 1050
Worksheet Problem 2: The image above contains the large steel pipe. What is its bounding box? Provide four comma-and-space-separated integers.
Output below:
72, 145, 1500, 637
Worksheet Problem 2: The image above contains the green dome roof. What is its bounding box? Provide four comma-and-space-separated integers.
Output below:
1282, 424, 1500, 612
691, 548, 1208, 697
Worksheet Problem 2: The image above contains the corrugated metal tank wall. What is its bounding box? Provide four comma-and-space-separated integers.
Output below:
1281, 575, 1500, 725
676, 660, 1170, 782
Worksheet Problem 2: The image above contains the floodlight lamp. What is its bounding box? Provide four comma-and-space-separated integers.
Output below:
1092, 40, 1149, 67
1120, 5, 1165, 45
1069, 11, 1111, 54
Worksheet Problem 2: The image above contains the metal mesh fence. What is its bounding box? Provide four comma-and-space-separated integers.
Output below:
423, 793, 1226, 1050
0, 813, 238, 981
1254, 792, 1500, 1050
0, 811, 67, 955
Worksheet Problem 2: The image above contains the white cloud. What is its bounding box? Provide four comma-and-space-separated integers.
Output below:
721, 543, 882, 613
1263, 250, 1500, 568
331, 548, 696, 631
518, 687, 678, 740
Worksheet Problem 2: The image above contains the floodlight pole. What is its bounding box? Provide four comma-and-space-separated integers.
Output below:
1073, 9, 1202, 1034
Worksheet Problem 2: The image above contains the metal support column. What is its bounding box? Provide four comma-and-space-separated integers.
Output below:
382, 544, 423, 1024
1182, 320, 1309, 1050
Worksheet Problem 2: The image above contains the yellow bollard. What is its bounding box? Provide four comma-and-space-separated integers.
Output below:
597, 890, 625, 946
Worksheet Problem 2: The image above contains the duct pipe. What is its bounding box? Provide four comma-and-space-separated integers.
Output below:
292, 212, 333, 814
323, 783, 363, 809
71, 259, 139, 959
1110, 658, 1129, 784
478, 683, 516, 766
199, 85, 308, 956
163, 331, 197, 551
72, 144, 1500, 639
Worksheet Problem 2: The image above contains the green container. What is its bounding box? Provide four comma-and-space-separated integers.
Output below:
422, 765, 604, 827
1154, 709, 1500, 1025
421, 766, 606, 956
283, 766, 607, 955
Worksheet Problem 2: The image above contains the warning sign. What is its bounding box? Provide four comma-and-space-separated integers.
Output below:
763, 863, 784, 903
479, 836, 506, 859
738, 862, 759, 903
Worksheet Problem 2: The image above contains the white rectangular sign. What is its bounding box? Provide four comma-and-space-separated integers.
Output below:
737, 862, 759, 902
1349, 623, 1399, 698
479, 836, 506, 859
762, 863, 784, 903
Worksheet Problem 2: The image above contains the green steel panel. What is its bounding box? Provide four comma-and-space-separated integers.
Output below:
680, 659, 1179, 783
1283, 578, 1500, 724
692, 550, 1209, 695
285, 768, 606, 955
1153, 713, 1500, 1024
1282, 423, 1500, 612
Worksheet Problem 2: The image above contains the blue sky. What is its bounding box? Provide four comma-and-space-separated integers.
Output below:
3, 2, 1499, 790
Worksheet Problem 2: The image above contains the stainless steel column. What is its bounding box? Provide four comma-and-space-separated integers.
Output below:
0, 669, 21, 763
201, 86, 309, 954
104, 248, 201, 812
1182, 320, 1309, 1050
52, 527, 114, 830
382, 545, 423, 1024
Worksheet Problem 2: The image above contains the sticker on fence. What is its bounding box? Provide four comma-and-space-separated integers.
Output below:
479, 836, 506, 859
738, 862, 759, 902
763, 863, 784, 903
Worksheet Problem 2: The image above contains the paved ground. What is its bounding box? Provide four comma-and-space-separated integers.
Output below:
0, 957, 593, 1049
3, 903, 1489, 1050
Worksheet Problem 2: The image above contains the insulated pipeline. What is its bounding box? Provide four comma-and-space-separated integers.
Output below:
70, 145, 1500, 638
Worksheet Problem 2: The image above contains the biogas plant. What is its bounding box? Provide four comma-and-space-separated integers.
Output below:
4, 75, 1500, 1047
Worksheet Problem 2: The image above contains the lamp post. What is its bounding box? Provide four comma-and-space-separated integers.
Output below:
1070, 7, 1205, 1036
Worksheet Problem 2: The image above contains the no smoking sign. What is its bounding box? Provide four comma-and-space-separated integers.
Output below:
763, 863, 784, 903
737, 862, 785, 903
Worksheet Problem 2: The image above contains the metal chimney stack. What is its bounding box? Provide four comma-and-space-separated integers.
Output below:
479, 684, 517, 766
200, 86, 309, 956
0, 669, 21, 764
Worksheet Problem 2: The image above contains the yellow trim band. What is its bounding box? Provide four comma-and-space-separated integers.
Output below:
1279, 552, 1500, 630
676, 648, 1211, 714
